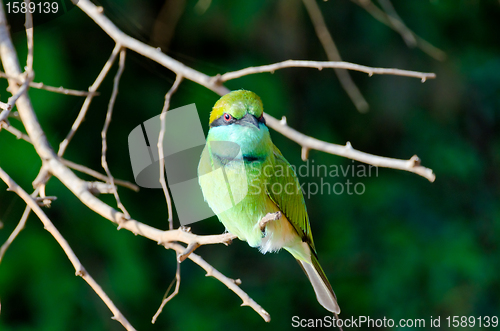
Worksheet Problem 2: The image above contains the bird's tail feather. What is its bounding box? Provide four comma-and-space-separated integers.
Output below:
298, 255, 340, 314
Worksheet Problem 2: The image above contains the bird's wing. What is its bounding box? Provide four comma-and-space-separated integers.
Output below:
265, 144, 316, 254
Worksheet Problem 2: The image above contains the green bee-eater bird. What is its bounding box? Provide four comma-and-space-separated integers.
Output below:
198, 90, 340, 314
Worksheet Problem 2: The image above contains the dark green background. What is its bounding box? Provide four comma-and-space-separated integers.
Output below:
0, 0, 499, 330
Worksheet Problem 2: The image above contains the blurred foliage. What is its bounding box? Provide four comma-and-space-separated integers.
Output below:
0, 0, 499, 330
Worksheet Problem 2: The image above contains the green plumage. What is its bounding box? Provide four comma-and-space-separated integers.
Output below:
198, 90, 340, 314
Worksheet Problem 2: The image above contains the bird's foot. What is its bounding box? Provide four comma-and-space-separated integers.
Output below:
259, 211, 282, 234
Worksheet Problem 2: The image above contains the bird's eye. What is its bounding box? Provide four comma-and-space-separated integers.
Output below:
223, 113, 232, 122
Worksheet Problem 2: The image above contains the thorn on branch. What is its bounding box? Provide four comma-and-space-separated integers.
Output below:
409, 155, 421, 167
34, 196, 57, 207
301, 146, 310, 161
75, 267, 87, 277
233, 278, 242, 285
205, 266, 214, 277
280, 116, 287, 125
116, 215, 129, 231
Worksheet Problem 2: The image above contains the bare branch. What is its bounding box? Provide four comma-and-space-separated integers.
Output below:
302, 0, 369, 112
218, 59, 436, 83
158, 75, 183, 230
165, 242, 271, 323
265, 114, 436, 182
0, 167, 137, 331
101, 48, 129, 218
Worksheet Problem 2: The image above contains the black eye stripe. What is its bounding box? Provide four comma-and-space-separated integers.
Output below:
210, 114, 236, 128
210, 113, 266, 128
258, 114, 266, 124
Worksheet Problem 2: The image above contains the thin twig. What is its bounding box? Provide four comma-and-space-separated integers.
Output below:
351, 0, 446, 61
0, 73, 30, 121
177, 241, 201, 262
377, 0, 416, 47
218, 59, 436, 83
101, 48, 129, 218
0, 122, 32, 142
165, 242, 271, 322
58, 43, 122, 156
151, 254, 181, 324
0, 71, 97, 96
0, 167, 137, 331
0, 204, 31, 263
61, 158, 139, 192
302, 0, 369, 112
25, 0, 33, 72
265, 114, 435, 182
158, 75, 183, 230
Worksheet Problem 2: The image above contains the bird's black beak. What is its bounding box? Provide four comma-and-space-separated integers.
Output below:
238, 113, 261, 129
